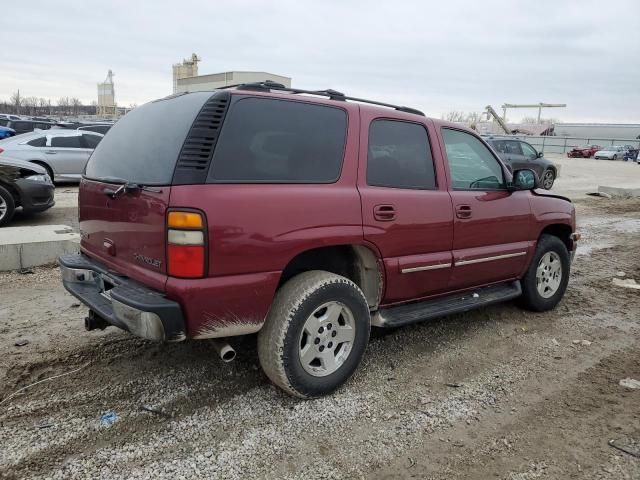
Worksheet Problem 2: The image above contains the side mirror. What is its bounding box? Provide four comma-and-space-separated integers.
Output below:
537, 151, 544, 158
509, 169, 539, 191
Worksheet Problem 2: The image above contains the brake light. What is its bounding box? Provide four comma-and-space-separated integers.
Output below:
0, 147, 4, 154
167, 210, 206, 278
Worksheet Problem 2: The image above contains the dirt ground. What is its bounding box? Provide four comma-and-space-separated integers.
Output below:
0, 162, 639, 479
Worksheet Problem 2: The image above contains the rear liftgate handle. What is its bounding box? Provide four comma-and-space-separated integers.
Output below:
456, 204, 473, 219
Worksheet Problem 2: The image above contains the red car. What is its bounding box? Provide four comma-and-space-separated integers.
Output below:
567, 145, 601, 158
59, 83, 578, 398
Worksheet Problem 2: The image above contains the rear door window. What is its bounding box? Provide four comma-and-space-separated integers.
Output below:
51, 135, 84, 148
505, 140, 523, 155
12, 121, 31, 132
442, 128, 506, 190
82, 134, 102, 149
367, 119, 436, 189
208, 98, 347, 183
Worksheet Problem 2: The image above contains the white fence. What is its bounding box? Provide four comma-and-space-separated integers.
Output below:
487, 135, 640, 154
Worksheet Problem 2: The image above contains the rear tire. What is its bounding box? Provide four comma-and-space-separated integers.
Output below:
612, 154, 617, 161
520, 234, 570, 312
0, 185, 16, 227
258, 271, 370, 398
541, 169, 555, 190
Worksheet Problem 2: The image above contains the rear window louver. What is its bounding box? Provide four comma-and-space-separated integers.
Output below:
173, 91, 231, 184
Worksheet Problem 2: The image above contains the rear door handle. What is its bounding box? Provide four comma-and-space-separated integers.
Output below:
456, 205, 472, 219
45, 150, 57, 154
373, 204, 396, 221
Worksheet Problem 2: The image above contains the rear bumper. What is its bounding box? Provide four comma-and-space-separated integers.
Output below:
58, 253, 186, 341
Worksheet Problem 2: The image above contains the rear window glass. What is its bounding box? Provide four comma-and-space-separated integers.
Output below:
27, 137, 46, 147
85, 92, 213, 185
51, 135, 83, 148
208, 98, 347, 183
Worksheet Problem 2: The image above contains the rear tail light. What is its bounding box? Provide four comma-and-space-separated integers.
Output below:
167, 210, 206, 278
0, 147, 4, 154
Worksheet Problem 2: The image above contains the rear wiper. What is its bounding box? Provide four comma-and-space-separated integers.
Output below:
95, 176, 141, 198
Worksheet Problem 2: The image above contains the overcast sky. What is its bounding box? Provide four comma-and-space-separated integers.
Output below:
2, 0, 639, 122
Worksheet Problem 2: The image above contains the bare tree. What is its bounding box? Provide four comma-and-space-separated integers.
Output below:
466, 112, 482, 123
9, 91, 22, 114
71, 98, 82, 116
24, 97, 39, 116
445, 111, 466, 122
90, 100, 98, 115
58, 97, 70, 116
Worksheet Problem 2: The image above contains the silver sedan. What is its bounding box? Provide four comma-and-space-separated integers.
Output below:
0, 129, 103, 182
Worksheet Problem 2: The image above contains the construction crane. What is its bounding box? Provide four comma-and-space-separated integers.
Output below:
485, 105, 512, 134
501, 103, 566, 124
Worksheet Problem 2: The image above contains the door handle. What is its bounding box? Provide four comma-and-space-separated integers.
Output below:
373, 204, 396, 221
44, 150, 57, 154
456, 205, 472, 219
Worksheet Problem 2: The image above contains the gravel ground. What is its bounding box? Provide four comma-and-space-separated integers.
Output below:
0, 165, 639, 479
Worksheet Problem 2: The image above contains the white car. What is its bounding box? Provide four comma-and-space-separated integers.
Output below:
594, 145, 627, 160
0, 129, 103, 182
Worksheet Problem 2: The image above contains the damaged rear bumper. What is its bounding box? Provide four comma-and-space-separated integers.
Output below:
58, 253, 186, 342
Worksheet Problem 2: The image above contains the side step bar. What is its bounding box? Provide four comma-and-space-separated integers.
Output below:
372, 281, 522, 328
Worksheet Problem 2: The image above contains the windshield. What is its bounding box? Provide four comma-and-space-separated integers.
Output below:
84, 92, 213, 185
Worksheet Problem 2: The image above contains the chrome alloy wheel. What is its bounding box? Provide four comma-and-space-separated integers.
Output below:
298, 301, 356, 377
0, 195, 7, 222
536, 251, 562, 298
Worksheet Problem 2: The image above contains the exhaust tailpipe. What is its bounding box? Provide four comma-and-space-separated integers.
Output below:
211, 339, 236, 363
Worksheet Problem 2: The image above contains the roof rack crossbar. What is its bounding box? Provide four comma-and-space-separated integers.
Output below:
234, 81, 425, 116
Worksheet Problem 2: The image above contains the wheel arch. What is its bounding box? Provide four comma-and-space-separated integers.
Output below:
278, 244, 383, 310
29, 160, 55, 179
539, 223, 572, 251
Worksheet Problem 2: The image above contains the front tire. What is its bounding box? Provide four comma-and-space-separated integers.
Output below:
258, 271, 370, 398
0, 185, 16, 227
612, 154, 617, 160
520, 234, 570, 312
541, 169, 555, 190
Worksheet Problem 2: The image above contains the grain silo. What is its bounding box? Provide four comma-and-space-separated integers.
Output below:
97, 70, 117, 116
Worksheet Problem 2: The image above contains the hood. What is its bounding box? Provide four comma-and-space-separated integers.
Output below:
596, 150, 615, 155
0, 126, 15, 133
0, 156, 47, 174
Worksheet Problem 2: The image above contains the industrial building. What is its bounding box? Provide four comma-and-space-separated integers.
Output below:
172, 54, 291, 94
97, 70, 117, 116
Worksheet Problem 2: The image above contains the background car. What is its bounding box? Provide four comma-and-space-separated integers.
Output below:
0, 129, 103, 182
0, 126, 16, 140
0, 114, 22, 121
484, 137, 558, 189
0, 119, 55, 134
0, 156, 55, 226
77, 123, 113, 134
567, 145, 601, 158
594, 145, 627, 160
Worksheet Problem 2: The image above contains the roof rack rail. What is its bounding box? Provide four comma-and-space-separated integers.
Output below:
234, 81, 425, 116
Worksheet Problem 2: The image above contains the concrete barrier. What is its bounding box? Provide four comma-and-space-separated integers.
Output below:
598, 185, 640, 198
0, 225, 79, 271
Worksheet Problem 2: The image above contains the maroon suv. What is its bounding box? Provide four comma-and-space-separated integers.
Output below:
59, 82, 578, 398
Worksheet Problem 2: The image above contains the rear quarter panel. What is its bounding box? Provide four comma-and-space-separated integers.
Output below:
167, 104, 366, 337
